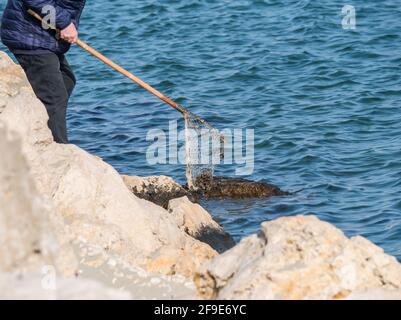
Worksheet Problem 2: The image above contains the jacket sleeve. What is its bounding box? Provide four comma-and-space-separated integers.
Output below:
71, 0, 86, 28
23, 0, 72, 30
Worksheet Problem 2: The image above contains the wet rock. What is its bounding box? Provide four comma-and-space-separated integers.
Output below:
187, 170, 214, 192
168, 197, 235, 253
195, 215, 401, 300
202, 176, 289, 199
124, 174, 288, 204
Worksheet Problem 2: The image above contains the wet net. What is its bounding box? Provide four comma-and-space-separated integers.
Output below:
184, 112, 222, 191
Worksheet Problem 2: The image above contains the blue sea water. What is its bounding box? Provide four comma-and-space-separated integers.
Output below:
1, 0, 401, 260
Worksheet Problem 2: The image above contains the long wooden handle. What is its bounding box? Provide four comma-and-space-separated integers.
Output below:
27, 9, 187, 115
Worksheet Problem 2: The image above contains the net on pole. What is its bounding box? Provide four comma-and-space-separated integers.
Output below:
184, 112, 222, 191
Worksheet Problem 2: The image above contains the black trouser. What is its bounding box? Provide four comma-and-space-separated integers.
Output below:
14, 53, 76, 144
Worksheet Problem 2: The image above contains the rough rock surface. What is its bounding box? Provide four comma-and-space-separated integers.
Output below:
168, 197, 235, 253
0, 120, 131, 299
123, 175, 288, 205
0, 273, 131, 300
203, 176, 289, 199
122, 175, 193, 208
346, 288, 401, 300
0, 122, 55, 273
0, 51, 218, 282
195, 215, 401, 300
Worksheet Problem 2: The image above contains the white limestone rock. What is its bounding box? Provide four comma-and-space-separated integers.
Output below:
195, 215, 401, 300
0, 122, 56, 273
168, 196, 235, 253
0, 273, 131, 300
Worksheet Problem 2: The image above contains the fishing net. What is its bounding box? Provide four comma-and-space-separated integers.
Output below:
184, 112, 222, 191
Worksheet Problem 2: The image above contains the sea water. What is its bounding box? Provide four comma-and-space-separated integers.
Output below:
1, 0, 400, 260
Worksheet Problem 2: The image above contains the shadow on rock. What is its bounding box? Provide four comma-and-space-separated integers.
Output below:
192, 225, 236, 254
167, 196, 236, 254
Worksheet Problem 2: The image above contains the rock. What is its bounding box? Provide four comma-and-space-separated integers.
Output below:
202, 176, 289, 199
0, 120, 133, 299
0, 121, 56, 273
122, 175, 193, 208
0, 273, 131, 300
0, 51, 218, 281
123, 174, 288, 204
168, 196, 235, 253
195, 215, 401, 300
76, 257, 198, 300
346, 288, 401, 300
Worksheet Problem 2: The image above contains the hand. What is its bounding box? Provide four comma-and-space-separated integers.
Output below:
60, 23, 78, 44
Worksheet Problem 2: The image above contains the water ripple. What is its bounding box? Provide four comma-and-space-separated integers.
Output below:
1, 0, 400, 260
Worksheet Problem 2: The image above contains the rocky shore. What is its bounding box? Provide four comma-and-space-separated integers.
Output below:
121, 174, 288, 209
1, 51, 401, 299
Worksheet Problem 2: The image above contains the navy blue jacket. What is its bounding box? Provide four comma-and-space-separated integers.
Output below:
1, 0, 86, 54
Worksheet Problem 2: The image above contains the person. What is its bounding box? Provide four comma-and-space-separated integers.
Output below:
1, 0, 87, 143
